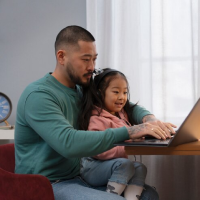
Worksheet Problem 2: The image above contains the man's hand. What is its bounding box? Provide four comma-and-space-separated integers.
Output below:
127, 123, 167, 140
142, 115, 177, 138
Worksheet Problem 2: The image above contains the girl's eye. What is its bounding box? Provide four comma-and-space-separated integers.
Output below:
113, 91, 119, 94
124, 92, 128, 94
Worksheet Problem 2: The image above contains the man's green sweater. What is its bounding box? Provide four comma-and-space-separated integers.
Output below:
15, 73, 151, 181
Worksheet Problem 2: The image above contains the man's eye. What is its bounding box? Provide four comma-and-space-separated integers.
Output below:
83, 59, 90, 61
124, 92, 128, 94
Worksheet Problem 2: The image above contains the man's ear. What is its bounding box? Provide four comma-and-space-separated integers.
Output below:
56, 50, 67, 65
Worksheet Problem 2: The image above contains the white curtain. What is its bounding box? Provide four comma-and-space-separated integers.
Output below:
86, 0, 198, 127
87, 1, 199, 199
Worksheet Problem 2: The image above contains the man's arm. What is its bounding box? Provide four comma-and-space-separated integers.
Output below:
130, 103, 176, 138
127, 122, 166, 140
23, 91, 129, 158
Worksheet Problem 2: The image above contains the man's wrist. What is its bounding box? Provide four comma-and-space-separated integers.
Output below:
127, 124, 145, 139
142, 114, 156, 123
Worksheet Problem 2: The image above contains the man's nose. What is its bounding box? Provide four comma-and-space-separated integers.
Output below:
87, 60, 95, 71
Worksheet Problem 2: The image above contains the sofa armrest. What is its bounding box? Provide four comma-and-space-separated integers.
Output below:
0, 168, 55, 200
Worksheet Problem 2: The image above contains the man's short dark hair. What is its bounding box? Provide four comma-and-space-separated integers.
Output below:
55, 25, 95, 53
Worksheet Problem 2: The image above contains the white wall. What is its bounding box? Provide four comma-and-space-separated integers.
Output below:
198, 0, 200, 98
0, 0, 86, 125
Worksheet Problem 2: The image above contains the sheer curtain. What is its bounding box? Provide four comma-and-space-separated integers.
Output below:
87, 1, 199, 200
87, 0, 198, 127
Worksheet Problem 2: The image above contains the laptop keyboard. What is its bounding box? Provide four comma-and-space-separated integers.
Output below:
146, 138, 172, 144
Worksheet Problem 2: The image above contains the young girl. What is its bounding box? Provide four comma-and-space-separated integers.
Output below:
79, 68, 153, 200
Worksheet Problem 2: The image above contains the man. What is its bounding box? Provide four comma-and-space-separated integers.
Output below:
15, 26, 175, 200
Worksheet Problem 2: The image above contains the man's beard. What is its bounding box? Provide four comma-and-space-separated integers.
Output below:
66, 62, 91, 87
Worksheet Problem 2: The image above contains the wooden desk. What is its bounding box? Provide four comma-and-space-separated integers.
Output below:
125, 140, 200, 155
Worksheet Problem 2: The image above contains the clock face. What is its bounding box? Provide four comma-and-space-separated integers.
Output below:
0, 93, 12, 123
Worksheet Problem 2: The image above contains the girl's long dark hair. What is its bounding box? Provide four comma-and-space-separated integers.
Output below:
79, 68, 136, 130
79, 78, 102, 130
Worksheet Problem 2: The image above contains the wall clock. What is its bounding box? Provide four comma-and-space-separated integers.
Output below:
0, 92, 12, 126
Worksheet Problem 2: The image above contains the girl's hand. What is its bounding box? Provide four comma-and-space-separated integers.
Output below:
127, 123, 167, 140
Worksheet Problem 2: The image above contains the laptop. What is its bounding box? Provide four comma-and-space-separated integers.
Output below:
114, 98, 200, 147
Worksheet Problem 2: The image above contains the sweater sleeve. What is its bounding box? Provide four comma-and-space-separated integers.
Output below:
130, 102, 152, 124
23, 91, 129, 158
88, 116, 128, 160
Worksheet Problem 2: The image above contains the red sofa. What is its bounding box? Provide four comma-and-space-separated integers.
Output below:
0, 143, 55, 200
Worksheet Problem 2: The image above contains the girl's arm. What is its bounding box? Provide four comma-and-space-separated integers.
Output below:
88, 116, 128, 160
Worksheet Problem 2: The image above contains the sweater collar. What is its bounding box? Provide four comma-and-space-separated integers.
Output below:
46, 73, 81, 96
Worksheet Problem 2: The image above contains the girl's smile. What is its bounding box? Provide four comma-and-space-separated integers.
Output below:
103, 76, 128, 116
